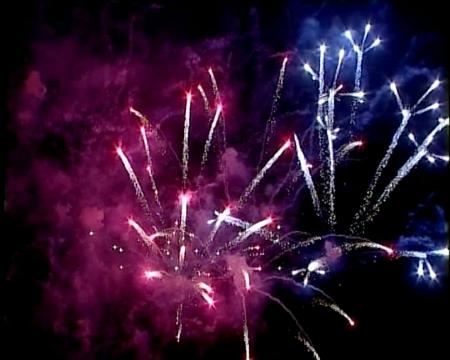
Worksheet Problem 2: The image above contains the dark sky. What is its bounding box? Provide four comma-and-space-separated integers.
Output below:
2, 1, 449, 359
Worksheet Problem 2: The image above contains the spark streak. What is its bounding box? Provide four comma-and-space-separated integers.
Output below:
230, 217, 273, 248
140, 126, 163, 213
201, 104, 223, 169
259, 57, 289, 168
351, 106, 412, 233
294, 134, 321, 216
239, 139, 291, 205
182, 92, 192, 188
179, 192, 191, 246
197, 84, 211, 116
242, 269, 251, 290
116, 146, 151, 216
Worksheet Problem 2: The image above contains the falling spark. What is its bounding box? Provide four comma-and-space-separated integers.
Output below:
326, 128, 336, 229
116, 146, 151, 216
179, 244, 186, 269
182, 92, 192, 188
176, 304, 183, 342
343, 241, 393, 255
239, 139, 291, 205
294, 134, 321, 216
254, 288, 320, 360
242, 269, 251, 290
259, 57, 289, 168
241, 294, 251, 360
179, 192, 191, 246
338, 140, 364, 158
140, 126, 163, 213
201, 104, 223, 169
315, 299, 355, 326
425, 260, 437, 280
208, 67, 221, 102
197, 84, 211, 116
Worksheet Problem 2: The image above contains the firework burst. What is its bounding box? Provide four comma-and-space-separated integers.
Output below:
111, 22, 448, 359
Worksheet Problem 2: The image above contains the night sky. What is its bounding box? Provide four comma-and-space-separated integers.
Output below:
2, 1, 449, 359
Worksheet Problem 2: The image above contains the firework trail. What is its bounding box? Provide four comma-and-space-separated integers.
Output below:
208, 67, 230, 200
182, 92, 192, 188
207, 206, 230, 245
240, 294, 251, 360
239, 139, 291, 205
258, 57, 289, 169
325, 84, 341, 229
294, 134, 321, 216
128, 218, 163, 252
176, 303, 183, 342
116, 146, 151, 217
333, 49, 345, 88
351, 80, 440, 233
253, 288, 320, 360
326, 127, 336, 228
129, 106, 149, 125
229, 217, 273, 249
178, 192, 191, 248
140, 126, 163, 214
197, 84, 211, 116
220, 214, 275, 241
179, 244, 186, 269
208, 67, 226, 147
201, 104, 223, 169
315, 299, 355, 326
360, 118, 449, 228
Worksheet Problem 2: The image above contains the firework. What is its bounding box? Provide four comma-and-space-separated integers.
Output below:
109, 21, 448, 360
351, 80, 441, 233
